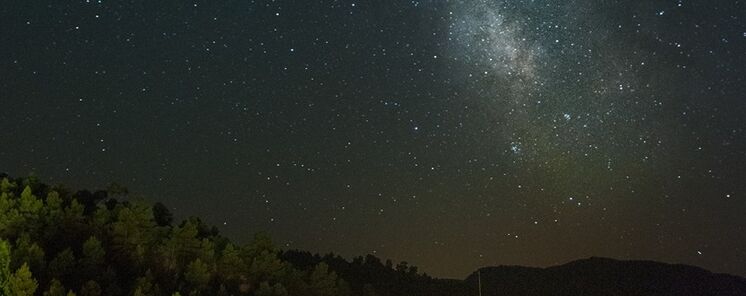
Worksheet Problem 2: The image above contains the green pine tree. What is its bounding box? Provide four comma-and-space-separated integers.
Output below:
308, 263, 337, 296
43, 279, 66, 296
184, 259, 211, 293
6, 263, 39, 296
0, 240, 11, 293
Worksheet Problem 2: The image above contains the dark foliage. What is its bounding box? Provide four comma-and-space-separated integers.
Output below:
152, 202, 174, 227
0, 176, 356, 295
281, 250, 471, 296
2, 174, 743, 295
0, 175, 463, 296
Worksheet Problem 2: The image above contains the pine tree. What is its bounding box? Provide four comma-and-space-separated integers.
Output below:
19, 186, 43, 220
80, 280, 101, 296
308, 263, 337, 296
43, 279, 66, 296
184, 259, 211, 293
0, 240, 11, 292
132, 270, 157, 296
81, 236, 105, 278
0, 178, 16, 193
6, 263, 39, 296
63, 199, 85, 222
110, 202, 155, 265
0, 192, 21, 237
11, 234, 45, 274
217, 243, 243, 281
42, 191, 65, 240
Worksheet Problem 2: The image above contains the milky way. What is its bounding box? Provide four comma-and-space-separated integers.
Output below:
1, 0, 744, 278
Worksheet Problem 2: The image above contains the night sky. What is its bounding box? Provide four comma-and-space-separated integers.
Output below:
1, 0, 745, 278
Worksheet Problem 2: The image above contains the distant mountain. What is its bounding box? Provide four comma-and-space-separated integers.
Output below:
465, 257, 746, 296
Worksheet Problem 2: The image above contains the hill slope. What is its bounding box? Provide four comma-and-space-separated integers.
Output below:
465, 257, 746, 296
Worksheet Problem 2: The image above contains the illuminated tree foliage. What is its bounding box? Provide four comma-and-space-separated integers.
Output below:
0, 175, 460, 296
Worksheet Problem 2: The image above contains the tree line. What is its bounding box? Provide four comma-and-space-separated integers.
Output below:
0, 174, 470, 296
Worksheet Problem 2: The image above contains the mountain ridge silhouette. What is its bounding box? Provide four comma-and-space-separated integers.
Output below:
464, 257, 746, 296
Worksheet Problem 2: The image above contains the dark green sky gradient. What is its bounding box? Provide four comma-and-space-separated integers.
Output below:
1, 0, 745, 278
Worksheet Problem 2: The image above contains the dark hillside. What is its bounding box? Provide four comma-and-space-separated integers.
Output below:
466, 257, 746, 296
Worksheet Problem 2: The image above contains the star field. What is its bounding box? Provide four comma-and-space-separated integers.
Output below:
1, 0, 745, 278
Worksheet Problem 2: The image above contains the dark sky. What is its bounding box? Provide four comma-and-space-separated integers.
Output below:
1, 0, 745, 278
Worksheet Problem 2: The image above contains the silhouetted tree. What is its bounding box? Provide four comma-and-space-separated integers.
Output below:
153, 202, 173, 227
